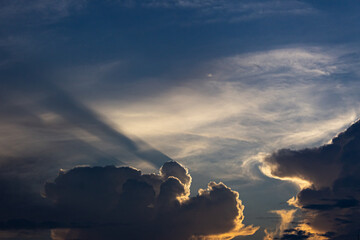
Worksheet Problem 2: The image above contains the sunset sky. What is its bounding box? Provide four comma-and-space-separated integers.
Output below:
0, 1, 360, 239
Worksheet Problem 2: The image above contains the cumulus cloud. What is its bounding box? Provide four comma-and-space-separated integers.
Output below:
263, 120, 360, 239
58, 46, 360, 238
45, 161, 258, 240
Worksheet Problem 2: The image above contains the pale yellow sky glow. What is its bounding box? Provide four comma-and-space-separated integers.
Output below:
90, 47, 359, 181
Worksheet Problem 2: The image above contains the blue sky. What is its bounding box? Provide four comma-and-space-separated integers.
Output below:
1, 1, 360, 239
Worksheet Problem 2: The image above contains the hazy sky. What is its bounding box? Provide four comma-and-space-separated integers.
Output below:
1, 1, 360, 240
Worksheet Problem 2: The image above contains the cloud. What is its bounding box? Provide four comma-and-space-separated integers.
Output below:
119, 0, 314, 23
94, 47, 360, 182
280, 229, 313, 240
264, 209, 297, 240
0, 0, 86, 24
0, 230, 51, 240
2, 44, 359, 239
44, 161, 258, 240
0, 76, 174, 234
66, 47, 360, 237
0, 76, 171, 171
263, 120, 360, 239
216, 48, 337, 81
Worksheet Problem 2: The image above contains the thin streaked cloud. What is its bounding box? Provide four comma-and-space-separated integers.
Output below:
118, 0, 315, 23
89, 47, 359, 182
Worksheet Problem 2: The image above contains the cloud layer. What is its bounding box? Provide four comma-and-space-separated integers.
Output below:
119, 0, 314, 23
96, 47, 359, 182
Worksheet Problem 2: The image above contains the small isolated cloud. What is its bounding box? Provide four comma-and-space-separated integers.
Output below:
45, 161, 258, 240
264, 209, 297, 240
263, 120, 360, 239
280, 229, 314, 240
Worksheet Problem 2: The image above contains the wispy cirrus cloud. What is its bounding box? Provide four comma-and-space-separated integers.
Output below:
89, 47, 360, 182
118, 0, 315, 23
0, 0, 86, 23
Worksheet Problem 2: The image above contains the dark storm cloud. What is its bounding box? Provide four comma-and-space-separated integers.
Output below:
264, 120, 360, 239
0, 160, 258, 239
38, 161, 256, 240
281, 229, 312, 240
0, 72, 172, 238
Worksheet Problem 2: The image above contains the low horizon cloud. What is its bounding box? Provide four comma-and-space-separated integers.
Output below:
0, 160, 258, 240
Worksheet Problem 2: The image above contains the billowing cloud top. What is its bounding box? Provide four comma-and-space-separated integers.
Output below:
264, 120, 360, 239
41, 161, 258, 240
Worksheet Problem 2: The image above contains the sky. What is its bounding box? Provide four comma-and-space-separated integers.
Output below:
0, 0, 360, 239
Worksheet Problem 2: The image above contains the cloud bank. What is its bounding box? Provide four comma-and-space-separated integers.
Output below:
45, 161, 258, 240
0, 156, 258, 239
263, 120, 360, 239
